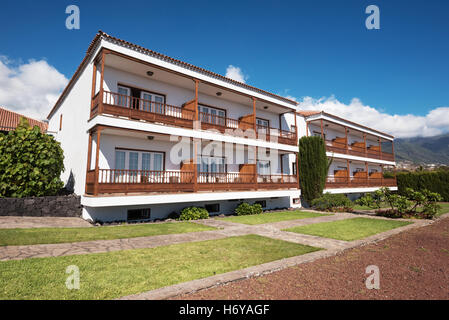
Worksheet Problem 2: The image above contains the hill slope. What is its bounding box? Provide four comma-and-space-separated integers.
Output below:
395, 133, 449, 164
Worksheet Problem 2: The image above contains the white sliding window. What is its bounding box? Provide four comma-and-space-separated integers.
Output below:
140, 91, 165, 113
198, 105, 226, 126
117, 86, 131, 107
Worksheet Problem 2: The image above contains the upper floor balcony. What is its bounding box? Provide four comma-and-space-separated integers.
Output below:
306, 117, 395, 162
90, 48, 298, 147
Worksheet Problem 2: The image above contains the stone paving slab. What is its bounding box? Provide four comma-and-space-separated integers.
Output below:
0, 216, 92, 229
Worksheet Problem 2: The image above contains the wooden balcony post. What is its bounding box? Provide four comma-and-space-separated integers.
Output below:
306, 121, 309, 137
365, 161, 368, 186
194, 79, 199, 129
345, 126, 348, 154
94, 127, 102, 196
255, 146, 258, 190
392, 140, 395, 161
294, 111, 298, 143
90, 63, 97, 111
252, 97, 257, 136
378, 138, 382, 160
381, 164, 384, 186
346, 159, 350, 186
98, 50, 107, 114
363, 133, 367, 157
193, 137, 198, 192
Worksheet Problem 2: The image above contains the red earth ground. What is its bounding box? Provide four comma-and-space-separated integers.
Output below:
174, 217, 449, 300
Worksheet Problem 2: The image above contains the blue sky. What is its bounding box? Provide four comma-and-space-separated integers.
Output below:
0, 0, 448, 137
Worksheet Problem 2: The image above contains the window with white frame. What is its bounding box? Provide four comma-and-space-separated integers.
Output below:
117, 85, 131, 107
140, 91, 165, 113
257, 160, 271, 175
114, 149, 164, 183
198, 105, 226, 126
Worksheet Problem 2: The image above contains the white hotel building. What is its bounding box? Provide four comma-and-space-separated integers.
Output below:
47, 31, 397, 222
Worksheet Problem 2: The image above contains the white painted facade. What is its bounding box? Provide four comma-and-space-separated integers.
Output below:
47, 32, 396, 222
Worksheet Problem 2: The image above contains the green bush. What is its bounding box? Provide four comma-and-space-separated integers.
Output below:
396, 171, 449, 201
0, 118, 64, 198
311, 193, 353, 212
298, 136, 331, 204
179, 207, 209, 220
375, 187, 442, 219
235, 203, 263, 216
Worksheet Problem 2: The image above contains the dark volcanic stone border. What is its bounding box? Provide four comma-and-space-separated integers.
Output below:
0, 195, 81, 217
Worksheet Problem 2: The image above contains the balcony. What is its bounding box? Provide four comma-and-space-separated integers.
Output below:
86, 169, 298, 195
91, 91, 297, 146
325, 138, 395, 161
325, 176, 397, 189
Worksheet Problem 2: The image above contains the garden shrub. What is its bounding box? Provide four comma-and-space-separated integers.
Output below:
298, 136, 331, 204
235, 203, 263, 216
179, 207, 209, 220
396, 171, 449, 201
375, 187, 442, 219
0, 118, 64, 198
311, 193, 353, 212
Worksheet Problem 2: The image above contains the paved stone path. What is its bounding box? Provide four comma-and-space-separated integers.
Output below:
0, 216, 92, 229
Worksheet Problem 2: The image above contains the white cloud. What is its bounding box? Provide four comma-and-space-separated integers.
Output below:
296, 95, 449, 138
0, 56, 68, 120
225, 65, 247, 83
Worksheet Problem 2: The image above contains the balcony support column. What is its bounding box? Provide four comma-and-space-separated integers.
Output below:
347, 159, 350, 186
90, 63, 97, 111
345, 126, 348, 154
94, 127, 102, 196
378, 138, 382, 160
294, 111, 298, 143
306, 121, 309, 137
194, 79, 199, 130
363, 133, 367, 157
193, 137, 198, 192
99, 50, 106, 114
381, 164, 384, 186
365, 161, 368, 186
392, 140, 395, 161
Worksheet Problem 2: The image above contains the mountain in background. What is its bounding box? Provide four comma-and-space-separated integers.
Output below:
395, 133, 449, 165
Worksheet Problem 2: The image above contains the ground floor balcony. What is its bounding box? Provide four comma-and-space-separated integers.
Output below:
325, 177, 397, 189
85, 169, 298, 195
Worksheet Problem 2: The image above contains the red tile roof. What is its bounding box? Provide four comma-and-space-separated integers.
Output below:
48, 31, 298, 118
0, 107, 48, 133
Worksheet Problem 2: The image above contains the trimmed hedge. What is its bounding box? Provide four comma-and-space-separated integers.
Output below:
396, 171, 449, 201
235, 203, 263, 216
311, 193, 353, 212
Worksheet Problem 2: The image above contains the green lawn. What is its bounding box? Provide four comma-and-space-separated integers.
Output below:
217, 210, 330, 225
0, 234, 320, 300
0, 222, 216, 246
284, 217, 412, 241
435, 202, 449, 217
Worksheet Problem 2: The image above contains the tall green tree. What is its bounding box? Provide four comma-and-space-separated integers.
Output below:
0, 118, 64, 197
298, 136, 330, 204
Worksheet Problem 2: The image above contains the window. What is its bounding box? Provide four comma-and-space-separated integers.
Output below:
205, 204, 220, 213
292, 162, 297, 175
59, 114, 63, 131
255, 200, 266, 208
114, 149, 164, 183
257, 160, 271, 175
256, 118, 269, 135
198, 156, 226, 173
198, 105, 226, 126
117, 86, 131, 107
140, 91, 165, 113
293, 198, 301, 204
127, 208, 151, 221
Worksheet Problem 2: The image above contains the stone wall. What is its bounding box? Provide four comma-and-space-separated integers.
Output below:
0, 195, 82, 217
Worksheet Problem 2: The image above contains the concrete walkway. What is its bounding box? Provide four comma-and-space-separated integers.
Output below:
0, 216, 92, 229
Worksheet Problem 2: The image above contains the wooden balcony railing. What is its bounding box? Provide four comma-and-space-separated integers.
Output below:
91, 91, 297, 145
256, 125, 296, 145
325, 139, 395, 162
85, 169, 298, 195
325, 177, 397, 189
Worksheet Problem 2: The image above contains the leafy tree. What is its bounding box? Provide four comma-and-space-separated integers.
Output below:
0, 118, 64, 197
298, 136, 331, 204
